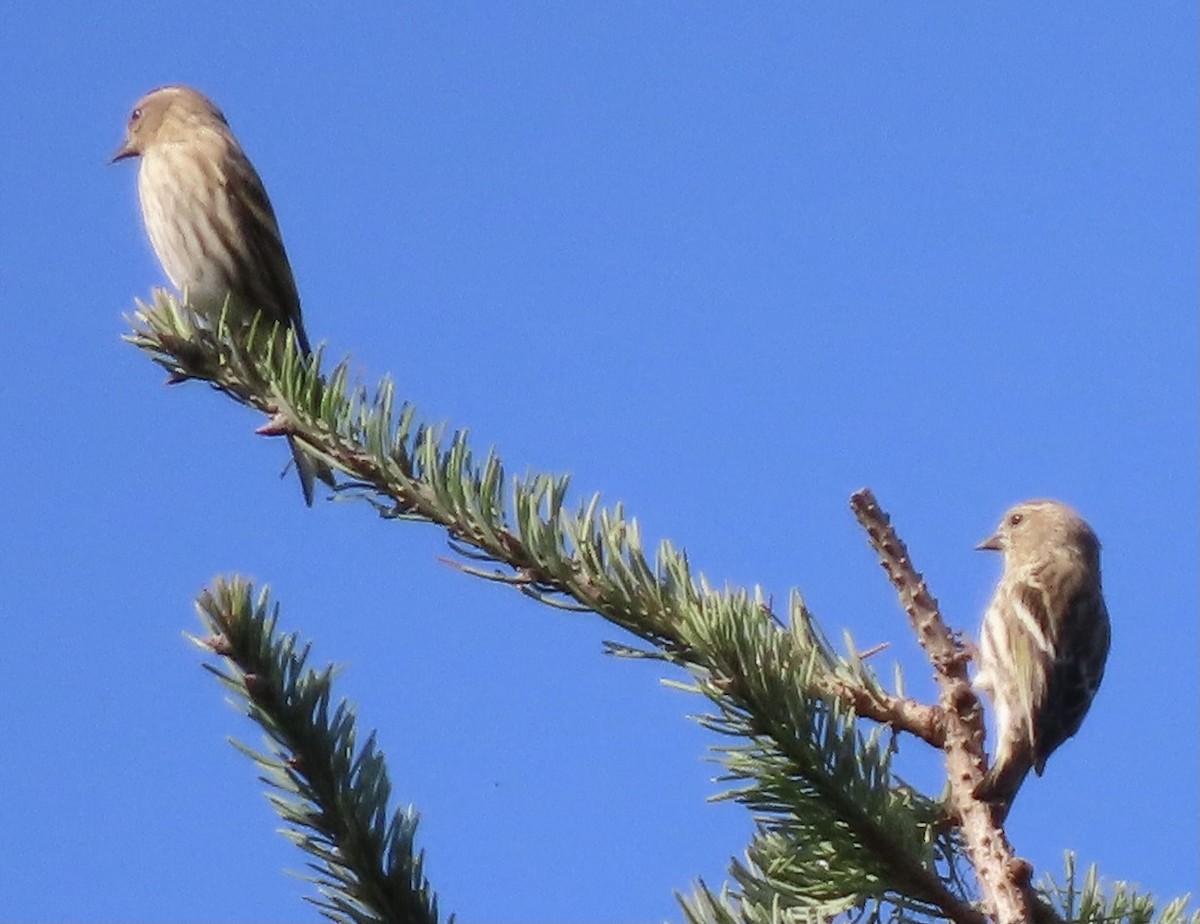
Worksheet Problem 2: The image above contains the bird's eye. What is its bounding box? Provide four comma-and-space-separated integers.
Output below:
1008, 513, 1024, 528
129, 107, 143, 127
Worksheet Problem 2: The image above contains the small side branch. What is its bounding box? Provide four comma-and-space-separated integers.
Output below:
829, 678, 946, 747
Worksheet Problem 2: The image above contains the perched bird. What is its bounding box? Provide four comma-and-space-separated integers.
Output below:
112, 85, 332, 505
972, 500, 1111, 808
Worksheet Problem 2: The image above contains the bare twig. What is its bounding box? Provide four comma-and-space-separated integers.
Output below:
829, 679, 947, 747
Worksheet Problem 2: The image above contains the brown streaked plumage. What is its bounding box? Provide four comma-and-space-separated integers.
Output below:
973, 499, 1110, 810
113, 85, 332, 504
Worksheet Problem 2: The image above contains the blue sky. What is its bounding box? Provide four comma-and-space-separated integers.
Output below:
1, 4, 1195, 921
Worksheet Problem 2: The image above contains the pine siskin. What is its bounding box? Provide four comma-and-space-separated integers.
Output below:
972, 500, 1111, 808
112, 85, 333, 505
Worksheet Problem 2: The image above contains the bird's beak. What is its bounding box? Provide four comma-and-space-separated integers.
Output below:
110, 138, 137, 164
976, 532, 1004, 552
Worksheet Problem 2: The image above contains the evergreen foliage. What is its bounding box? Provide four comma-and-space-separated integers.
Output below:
128, 292, 1195, 924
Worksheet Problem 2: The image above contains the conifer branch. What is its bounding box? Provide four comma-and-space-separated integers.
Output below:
125, 292, 938, 742
191, 577, 443, 924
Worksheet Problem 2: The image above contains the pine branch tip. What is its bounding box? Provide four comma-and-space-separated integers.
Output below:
257, 412, 297, 437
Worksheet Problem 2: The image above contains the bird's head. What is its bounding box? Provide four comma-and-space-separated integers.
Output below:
111, 85, 228, 163
977, 499, 1100, 570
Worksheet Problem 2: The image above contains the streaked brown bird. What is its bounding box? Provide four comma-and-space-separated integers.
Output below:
112, 85, 332, 505
972, 499, 1111, 809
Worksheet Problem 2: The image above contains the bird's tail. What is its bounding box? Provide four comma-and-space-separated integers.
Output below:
288, 436, 336, 507
973, 756, 1032, 820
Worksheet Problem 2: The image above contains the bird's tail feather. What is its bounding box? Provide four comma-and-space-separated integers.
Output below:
288, 436, 335, 507
973, 757, 1032, 820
